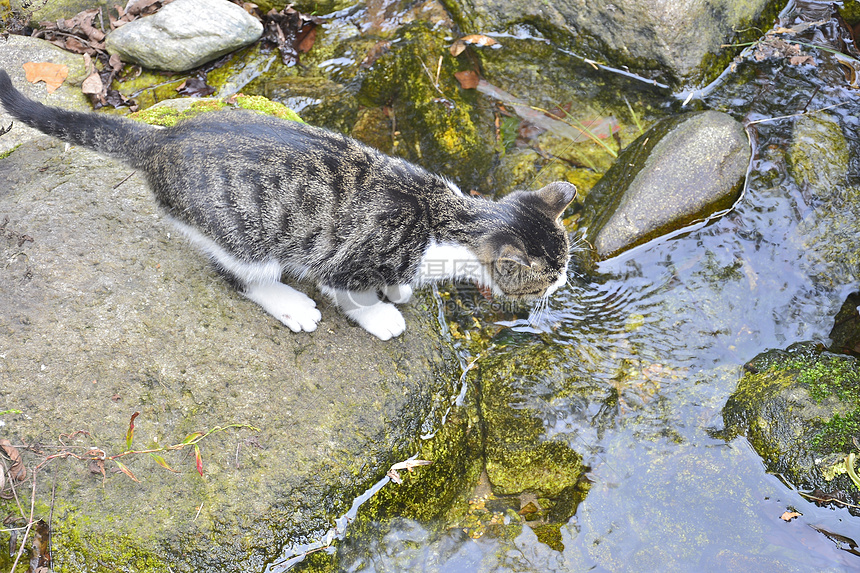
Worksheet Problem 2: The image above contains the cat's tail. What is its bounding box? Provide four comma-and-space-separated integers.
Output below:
0, 69, 155, 167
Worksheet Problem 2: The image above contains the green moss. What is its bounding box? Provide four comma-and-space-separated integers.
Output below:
840, 0, 860, 24
724, 343, 860, 509
0, 143, 22, 160
128, 95, 303, 127
531, 523, 564, 551
787, 114, 849, 198
479, 345, 588, 498
357, 22, 495, 189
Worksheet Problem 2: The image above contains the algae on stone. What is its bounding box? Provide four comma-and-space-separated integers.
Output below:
787, 114, 849, 196
357, 23, 496, 189
129, 94, 304, 127
722, 342, 860, 512
0, 123, 457, 571
440, 0, 781, 86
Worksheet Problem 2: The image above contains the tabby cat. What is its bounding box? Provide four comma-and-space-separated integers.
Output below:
0, 69, 575, 340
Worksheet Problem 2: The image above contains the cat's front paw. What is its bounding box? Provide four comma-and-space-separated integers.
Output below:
243, 282, 322, 333
346, 302, 406, 341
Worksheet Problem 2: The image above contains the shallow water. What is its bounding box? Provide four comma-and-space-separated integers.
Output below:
332, 162, 860, 571
230, 1, 860, 569
324, 15, 860, 573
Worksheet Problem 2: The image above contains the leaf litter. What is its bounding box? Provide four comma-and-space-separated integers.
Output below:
16, 0, 323, 109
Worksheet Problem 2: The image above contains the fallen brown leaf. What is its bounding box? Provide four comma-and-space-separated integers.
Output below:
30, 519, 51, 570
81, 72, 103, 95
454, 70, 480, 89
780, 510, 801, 522
22, 62, 69, 93
450, 34, 499, 56
0, 438, 26, 482
790, 54, 817, 66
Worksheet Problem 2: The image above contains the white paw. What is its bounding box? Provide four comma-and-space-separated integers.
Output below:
383, 284, 413, 304
243, 282, 321, 333
346, 302, 406, 341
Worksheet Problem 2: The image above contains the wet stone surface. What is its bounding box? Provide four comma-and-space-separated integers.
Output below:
0, 131, 459, 570
722, 342, 860, 514
578, 111, 750, 263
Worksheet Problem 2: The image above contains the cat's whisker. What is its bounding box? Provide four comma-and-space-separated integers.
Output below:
529, 296, 549, 328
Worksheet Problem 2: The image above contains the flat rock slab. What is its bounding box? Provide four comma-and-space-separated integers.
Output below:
444, 0, 773, 83
106, 0, 264, 72
0, 134, 456, 568
579, 110, 750, 262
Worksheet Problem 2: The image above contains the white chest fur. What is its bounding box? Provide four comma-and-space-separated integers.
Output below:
415, 240, 498, 294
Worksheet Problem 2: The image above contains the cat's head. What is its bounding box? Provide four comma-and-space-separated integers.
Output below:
478, 182, 577, 300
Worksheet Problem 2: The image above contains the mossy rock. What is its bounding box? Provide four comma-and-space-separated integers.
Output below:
129, 94, 304, 126
478, 346, 589, 499
577, 111, 749, 263
357, 22, 496, 190
787, 113, 849, 198
722, 342, 860, 513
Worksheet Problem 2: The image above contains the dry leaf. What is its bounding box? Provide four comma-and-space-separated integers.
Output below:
780, 510, 801, 522
789, 54, 816, 66
22, 62, 69, 93
0, 438, 26, 481
450, 34, 499, 56
454, 70, 480, 89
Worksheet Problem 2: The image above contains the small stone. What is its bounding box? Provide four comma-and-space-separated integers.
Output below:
106, 0, 264, 72
580, 111, 750, 262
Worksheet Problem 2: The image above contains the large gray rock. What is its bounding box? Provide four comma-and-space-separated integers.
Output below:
579, 111, 750, 262
0, 125, 456, 568
446, 0, 776, 84
106, 0, 264, 72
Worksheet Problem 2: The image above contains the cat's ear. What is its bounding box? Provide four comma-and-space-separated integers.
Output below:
532, 181, 577, 220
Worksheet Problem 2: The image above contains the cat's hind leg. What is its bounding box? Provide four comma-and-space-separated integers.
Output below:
320, 286, 406, 340
164, 217, 321, 333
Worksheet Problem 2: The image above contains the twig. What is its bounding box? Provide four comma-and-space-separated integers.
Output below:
797, 490, 860, 509
112, 171, 136, 190
1, 457, 26, 520
10, 470, 37, 572
746, 102, 844, 125
417, 56, 447, 98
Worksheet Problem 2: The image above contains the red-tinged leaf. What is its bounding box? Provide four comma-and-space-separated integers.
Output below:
126, 411, 140, 451
181, 432, 203, 445
114, 460, 140, 482
194, 444, 203, 476
150, 453, 180, 473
